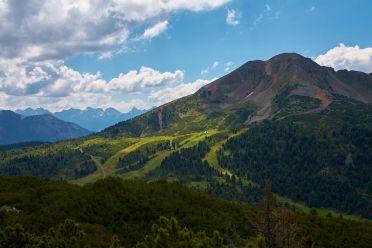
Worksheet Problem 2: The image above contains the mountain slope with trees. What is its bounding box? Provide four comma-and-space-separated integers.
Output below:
218, 96, 372, 218
1, 176, 372, 247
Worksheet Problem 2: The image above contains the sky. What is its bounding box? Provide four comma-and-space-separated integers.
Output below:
0, 0, 372, 112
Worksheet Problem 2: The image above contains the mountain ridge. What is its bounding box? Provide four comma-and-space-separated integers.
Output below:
0, 110, 91, 145
16, 107, 52, 116
15, 107, 147, 131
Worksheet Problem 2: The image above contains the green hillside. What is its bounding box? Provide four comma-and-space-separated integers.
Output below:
218, 96, 372, 218
1, 176, 372, 247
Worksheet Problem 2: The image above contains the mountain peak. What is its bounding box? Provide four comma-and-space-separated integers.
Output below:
54, 107, 147, 131
16, 107, 51, 116
265, 52, 321, 74
199, 52, 372, 108
269, 52, 307, 61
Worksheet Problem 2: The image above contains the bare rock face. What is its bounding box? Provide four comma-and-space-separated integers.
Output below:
193, 53, 372, 123
199, 53, 372, 108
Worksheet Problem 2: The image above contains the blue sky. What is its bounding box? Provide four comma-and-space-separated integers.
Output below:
66, 0, 372, 82
0, 0, 371, 112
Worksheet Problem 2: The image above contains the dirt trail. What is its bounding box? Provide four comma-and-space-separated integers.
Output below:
91, 156, 106, 178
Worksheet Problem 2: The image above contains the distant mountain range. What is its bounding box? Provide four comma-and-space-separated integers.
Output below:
16, 107, 147, 131
0, 111, 91, 145
16, 107, 51, 116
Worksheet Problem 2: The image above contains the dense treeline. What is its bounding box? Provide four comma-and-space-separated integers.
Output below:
0, 219, 86, 248
0, 217, 226, 248
136, 216, 226, 248
203, 177, 262, 204
143, 133, 264, 204
0, 149, 96, 180
0, 142, 49, 152
0, 176, 254, 247
218, 99, 372, 218
117, 141, 173, 174
0, 176, 372, 247
149, 141, 218, 182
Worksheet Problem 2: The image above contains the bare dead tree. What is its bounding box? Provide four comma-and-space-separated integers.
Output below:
254, 183, 303, 248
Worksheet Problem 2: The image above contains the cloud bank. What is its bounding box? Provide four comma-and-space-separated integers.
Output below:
149, 78, 215, 103
0, 0, 230, 111
315, 44, 372, 73
0, 0, 230, 61
0, 61, 188, 111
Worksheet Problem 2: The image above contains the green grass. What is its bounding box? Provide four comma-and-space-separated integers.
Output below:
204, 139, 232, 176
188, 181, 210, 190
275, 195, 366, 221
121, 130, 219, 179
122, 150, 173, 179
203, 128, 248, 177
101, 137, 173, 172
73, 136, 175, 184
73, 131, 215, 183
72, 155, 108, 185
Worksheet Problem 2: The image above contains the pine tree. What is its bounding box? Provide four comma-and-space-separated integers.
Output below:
136, 216, 226, 248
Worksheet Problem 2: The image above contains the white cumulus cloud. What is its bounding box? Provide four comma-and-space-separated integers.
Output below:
201, 61, 220, 75
315, 43, 372, 73
0, 60, 190, 111
224, 61, 233, 71
135, 21, 169, 41
98, 51, 114, 60
100, 98, 147, 112
0, 60, 185, 97
0, 0, 231, 111
149, 78, 215, 103
108, 67, 184, 92
226, 9, 240, 26
0, 0, 230, 62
